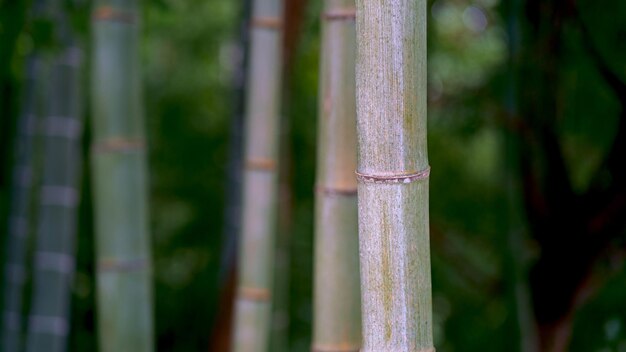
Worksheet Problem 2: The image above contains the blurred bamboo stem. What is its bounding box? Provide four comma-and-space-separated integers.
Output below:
1, 55, 39, 352
25, 42, 83, 352
504, 0, 539, 350
232, 0, 284, 350
312, 0, 361, 351
356, 1, 433, 351
91, 1, 153, 351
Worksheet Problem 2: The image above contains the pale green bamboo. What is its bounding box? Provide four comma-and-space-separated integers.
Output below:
232, 0, 284, 350
25, 41, 83, 352
312, 0, 361, 351
356, 1, 433, 351
1, 55, 39, 352
90, 1, 153, 351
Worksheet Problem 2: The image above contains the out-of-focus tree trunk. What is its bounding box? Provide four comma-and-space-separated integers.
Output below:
312, 0, 361, 351
91, 1, 154, 350
26, 38, 83, 352
231, 0, 284, 350
1, 54, 39, 352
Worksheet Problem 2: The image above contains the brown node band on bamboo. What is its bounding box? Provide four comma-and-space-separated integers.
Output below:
92, 138, 146, 154
322, 8, 356, 21
315, 185, 357, 197
245, 158, 277, 172
238, 286, 271, 302
311, 344, 360, 352
356, 166, 431, 184
98, 258, 148, 273
92, 6, 136, 24
251, 16, 282, 30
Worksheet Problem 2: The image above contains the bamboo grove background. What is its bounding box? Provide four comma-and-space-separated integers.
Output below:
1, 0, 626, 351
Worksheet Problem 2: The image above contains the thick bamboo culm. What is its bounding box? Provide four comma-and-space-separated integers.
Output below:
232, 0, 284, 350
91, 1, 153, 351
25, 42, 83, 352
1, 56, 39, 352
355, 1, 433, 351
312, 0, 361, 351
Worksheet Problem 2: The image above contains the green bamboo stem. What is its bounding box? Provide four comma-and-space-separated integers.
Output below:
1, 55, 39, 352
312, 1, 361, 351
504, 0, 538, 350
25, 42, 83, 352
90, 1, 153, 351
232, 0, 284, 350
355, 1, 433, 351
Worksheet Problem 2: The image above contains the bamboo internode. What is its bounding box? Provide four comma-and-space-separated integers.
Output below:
312, 0, 361, 351
91, 1, 154, 351
26, 44, 83, 352
232, 0, 284, 351
356, 0, 433, 351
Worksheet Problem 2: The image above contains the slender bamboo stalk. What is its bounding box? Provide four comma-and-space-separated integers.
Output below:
209, 1, 252, 350
1, 54, 39, 352
355, 1, 433, 351
503, 0, 538, 350
232, 0, 284, 350
25, 37, 83, 352
312, 0, 361, 351
90, 1, 153, 351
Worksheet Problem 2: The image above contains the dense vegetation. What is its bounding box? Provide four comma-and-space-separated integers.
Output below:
1, 0, 625, 351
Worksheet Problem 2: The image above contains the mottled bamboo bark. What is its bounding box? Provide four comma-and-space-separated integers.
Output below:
312, 1, 361, 351
1, 55, 39, 352
25, 42, 83, 352
355, 1, 433, 351
91, 1, 153, 351
232, 0, 284, 351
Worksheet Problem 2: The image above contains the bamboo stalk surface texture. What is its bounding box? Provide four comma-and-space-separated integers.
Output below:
91, 1, 153, 351
232, 0, 284, 351
1, 55, 39, 352
26, 42, 83, 352
312, 0, 361, 351
356, 0, 433, 351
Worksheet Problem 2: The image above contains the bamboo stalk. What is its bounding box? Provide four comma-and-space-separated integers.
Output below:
355, 1, 433, 351
1, 55, 39, 352
312, 0, 361, 351
90, 1, 153, 351
232, 0, 284, 350
503, 0, 538, 350
25, 42, 83, 352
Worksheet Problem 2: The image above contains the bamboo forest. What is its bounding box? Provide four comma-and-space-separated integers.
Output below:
1, 0, 626, 351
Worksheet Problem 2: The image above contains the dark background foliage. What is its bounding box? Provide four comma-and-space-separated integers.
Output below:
1, 0, 625, 351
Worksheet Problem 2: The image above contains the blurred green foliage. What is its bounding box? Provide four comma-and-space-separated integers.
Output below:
1, 0, 626, 351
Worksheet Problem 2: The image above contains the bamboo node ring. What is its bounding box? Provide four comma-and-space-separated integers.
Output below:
355, 166, 431, 184
322, 8, 356, 21
245, 158, 277, 172
311, 344, 360, 352
251, 17, 282, 30
92, 6, 136, 23
238, 287, 271, 302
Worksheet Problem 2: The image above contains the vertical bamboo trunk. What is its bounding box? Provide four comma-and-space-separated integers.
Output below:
312, 0, 361, 351
1, 55, 39, 352
91, 1, 153, 351
355, 1, 433, 351
232, 0, 284, 350
25, 39, 83, 352
209, 1, 252, 351
503, 0, 538, 350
